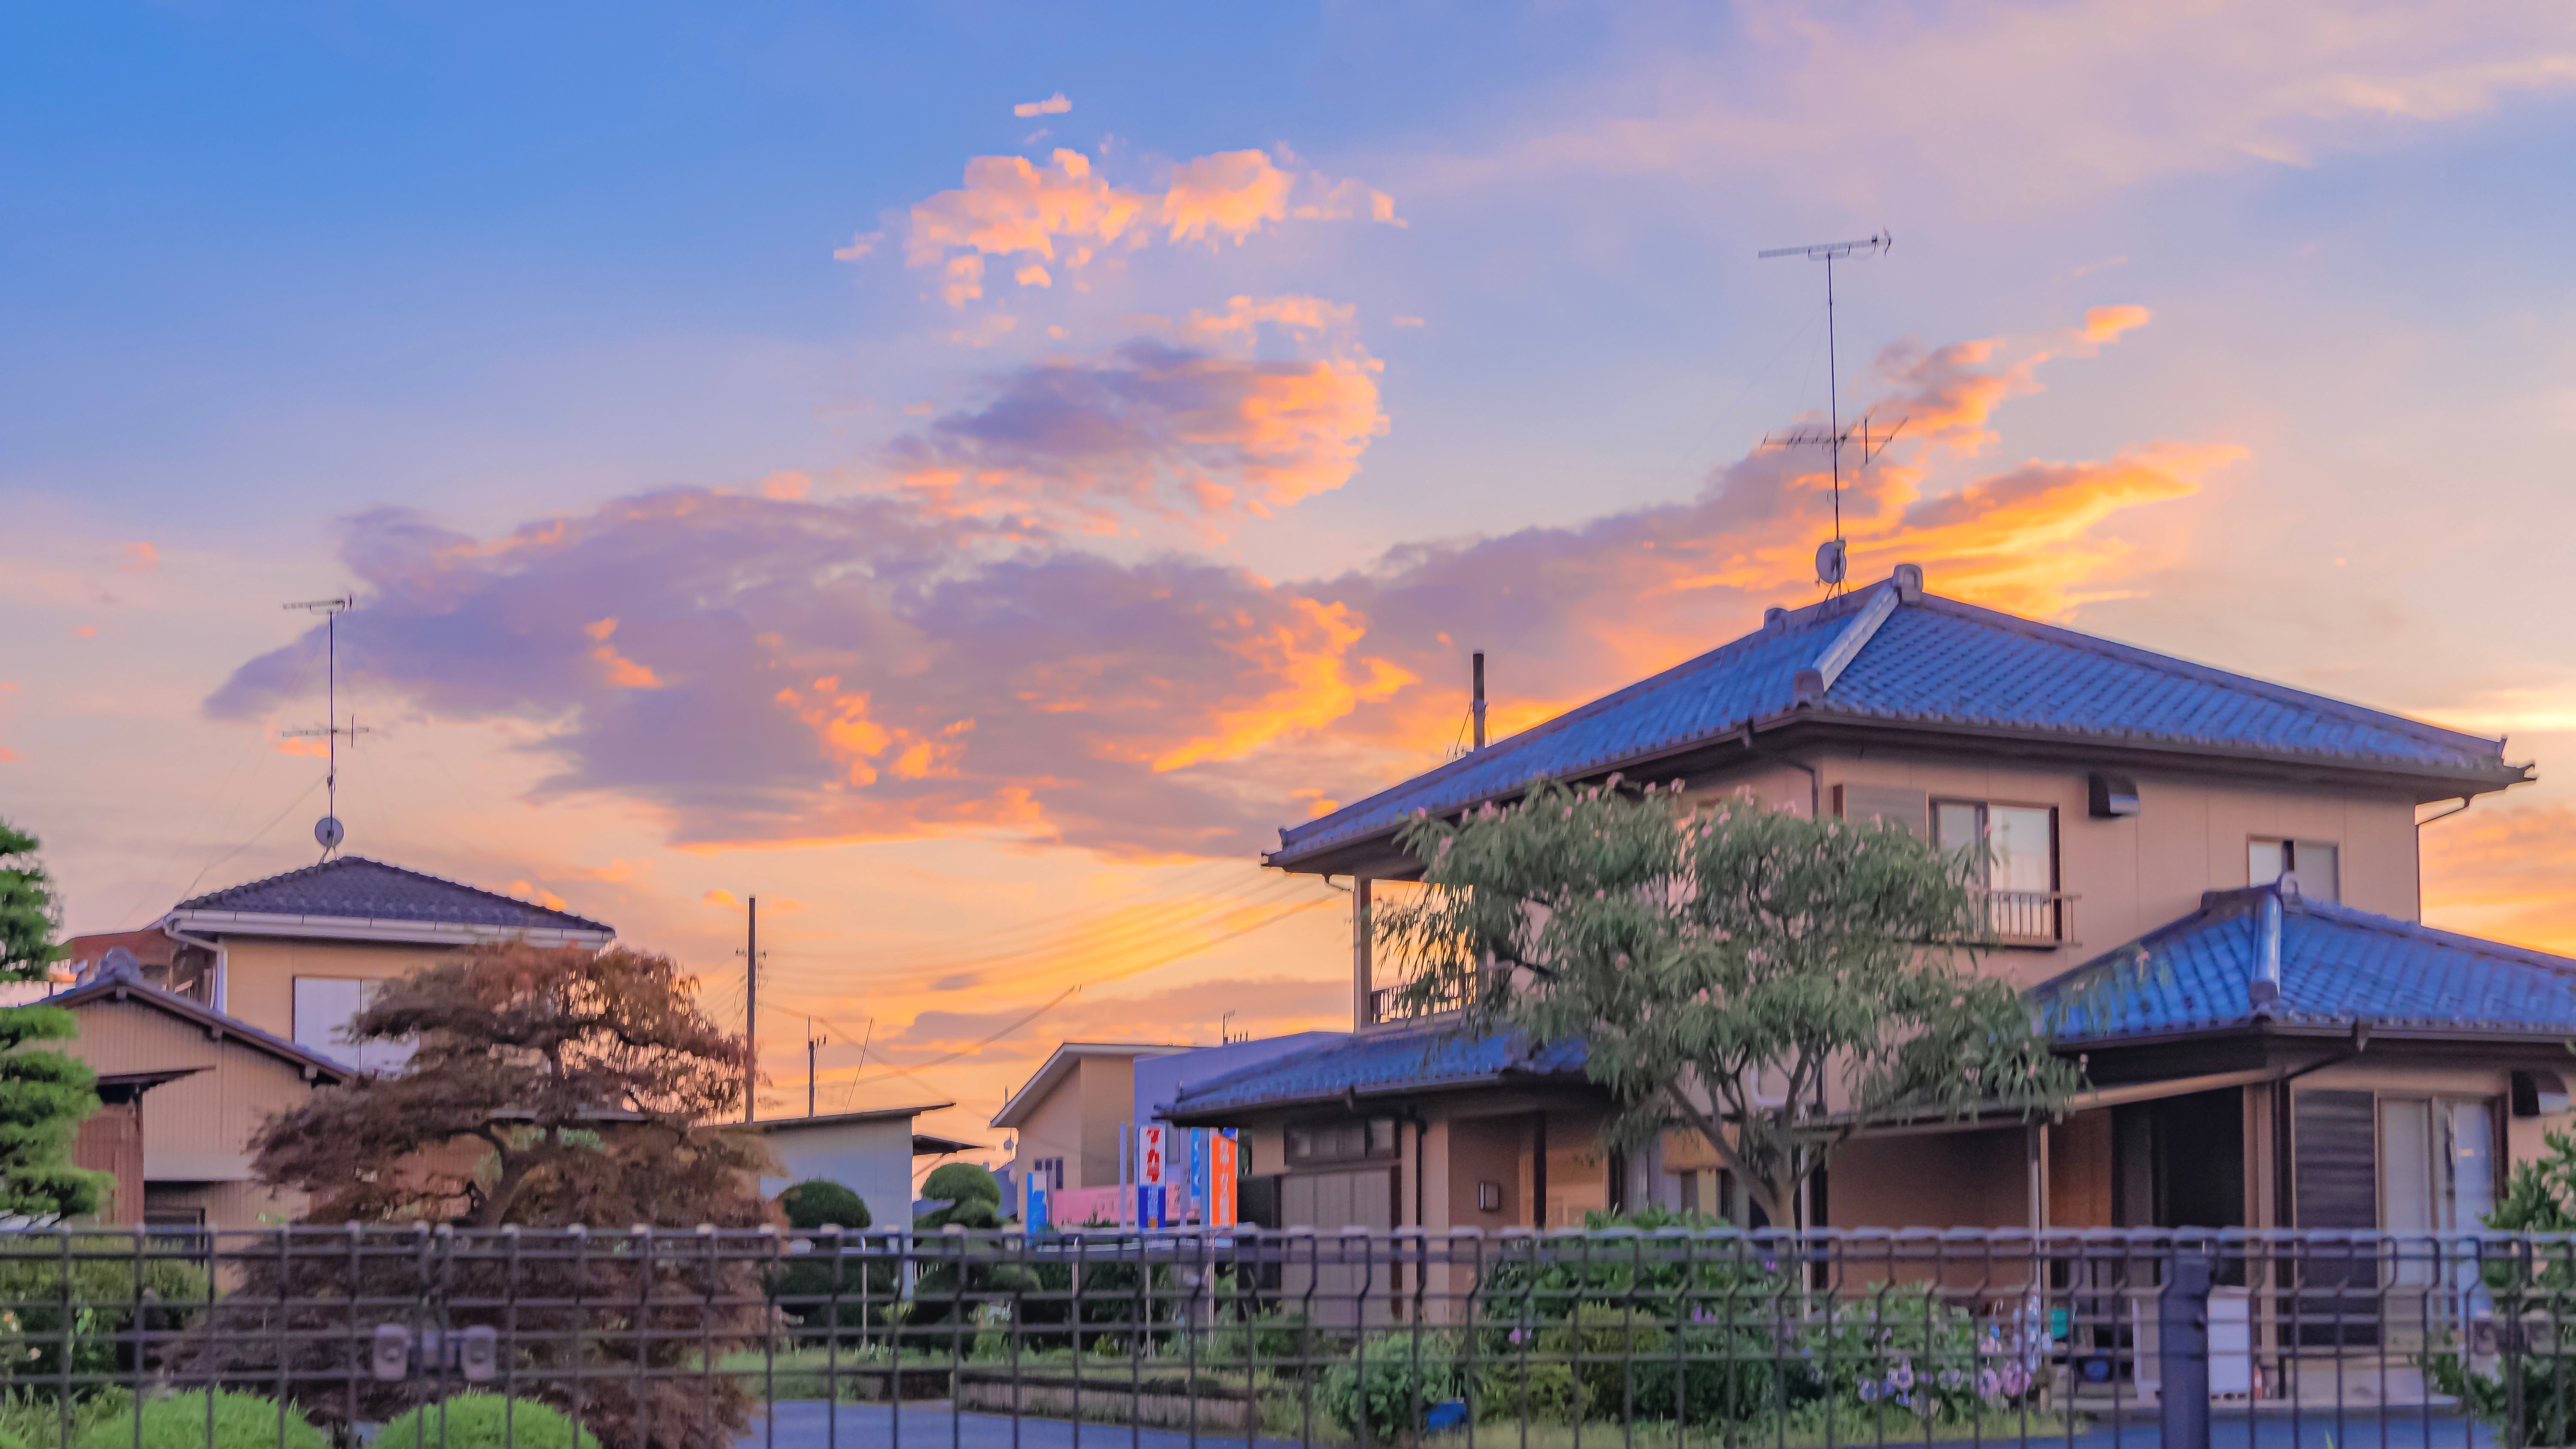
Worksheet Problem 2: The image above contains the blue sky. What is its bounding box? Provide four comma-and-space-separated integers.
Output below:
7, 1, 2575, 1136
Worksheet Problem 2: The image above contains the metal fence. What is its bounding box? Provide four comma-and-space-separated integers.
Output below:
0, 1225, 2566, 1448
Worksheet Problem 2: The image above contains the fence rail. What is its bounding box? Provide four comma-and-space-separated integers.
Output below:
0, 1225, 2565, 1448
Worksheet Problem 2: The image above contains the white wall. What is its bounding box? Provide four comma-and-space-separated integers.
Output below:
759, 1116, 916, 1228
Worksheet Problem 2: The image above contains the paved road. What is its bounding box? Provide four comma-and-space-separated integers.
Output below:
741, 1401, 1308, 1448
737, 1401, 2497, 1449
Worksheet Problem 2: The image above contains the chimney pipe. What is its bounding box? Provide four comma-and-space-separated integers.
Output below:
1471, 652, 1487, 750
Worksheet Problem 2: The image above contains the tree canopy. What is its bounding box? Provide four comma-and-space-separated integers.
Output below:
1379, 779, 2082, 1226
0, 822, 104, 1220
250, 940, 772, 1228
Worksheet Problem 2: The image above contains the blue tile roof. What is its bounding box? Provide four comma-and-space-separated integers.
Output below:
1163, 1024, 1589, 1118
2031, 886, 2576, 1044
1273, 579, 2518, 864
174, 856, 612, 935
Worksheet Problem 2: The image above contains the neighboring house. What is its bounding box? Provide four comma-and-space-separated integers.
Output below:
1132, 1031, 1346, 1183
52, 856, 614, 1231
1166, 564, 2566, 1250
52, 963, 352, 1230
992, 1043, 1193, 1208
753, 1104, 981, 1226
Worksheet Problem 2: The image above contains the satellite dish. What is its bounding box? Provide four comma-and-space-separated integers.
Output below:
314, 816, 346, 851
1815, 538, 1848, 585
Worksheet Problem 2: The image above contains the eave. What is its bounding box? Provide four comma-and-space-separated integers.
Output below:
1269, 708, 2530, 878
163, 908, 613, 950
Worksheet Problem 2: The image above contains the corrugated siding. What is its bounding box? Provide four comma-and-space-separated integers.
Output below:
64, 998, 321, 1184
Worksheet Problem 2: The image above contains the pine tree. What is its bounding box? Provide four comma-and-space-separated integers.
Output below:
0, 822, 106, 1220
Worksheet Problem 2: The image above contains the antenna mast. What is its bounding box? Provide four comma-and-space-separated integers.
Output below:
283, 595, 367, 858
1757, 231, 1895, 592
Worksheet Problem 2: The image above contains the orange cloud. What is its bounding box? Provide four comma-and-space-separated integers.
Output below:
2083, 304, 2154, 344
73, 625, 95, 638
1141, 599, 1414, 771
507, 881, 570, 911
0, 747, 18, 764
704, 889, 740, 908
204, 311, 2221, 862
1012, 92, 1071, 118
891, 147, 1398, 307
2424, 803, 2576, 955
583, 618, 661, 688
120, 541, 158, 573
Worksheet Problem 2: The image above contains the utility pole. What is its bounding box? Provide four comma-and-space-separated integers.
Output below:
807, 1017, 822, 1118
737, 897, 763, 1123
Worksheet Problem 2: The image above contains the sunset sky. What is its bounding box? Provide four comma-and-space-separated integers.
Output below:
7, 3, 2576, 1155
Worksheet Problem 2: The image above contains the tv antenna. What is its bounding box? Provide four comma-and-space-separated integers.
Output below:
1757, 231, 1896, 591
282, 595, 368, 859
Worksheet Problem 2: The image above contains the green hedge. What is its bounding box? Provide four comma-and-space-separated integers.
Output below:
377, 1395, 594, 1449
67, 1391, 325, 1449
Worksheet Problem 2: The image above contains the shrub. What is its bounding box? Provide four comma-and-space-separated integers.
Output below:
920, 1163, 1000, 1209
1318, 1329, 1463, 1442
376, 1394, 595, 1449
0, 1239, 212, 1390
68, 1390, 326, 1449
779, 1180, 869, 1231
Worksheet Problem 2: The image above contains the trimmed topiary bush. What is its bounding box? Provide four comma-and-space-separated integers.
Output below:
377, 1394, 595, 1449
920, 1162, 999, 1208
69, 1390, 327, 1449
779, 1179, 870, 1231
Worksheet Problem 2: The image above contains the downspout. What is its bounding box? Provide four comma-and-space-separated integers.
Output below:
1742, 729, 1822, 820
2415, 797, 2472, 920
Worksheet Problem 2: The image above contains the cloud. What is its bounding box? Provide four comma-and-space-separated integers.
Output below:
831, 230, 883, 263
2424, 803, 2576, 955
889, 147, 1400, 306
1415, 0, 2576, 214
119, 542, 158, 573
201, 317, 2221, 860
1012, 92, 1071, 118
2082, 305, 2154, 345
883, 307, 1388, 527
1391, 315, 1426, 328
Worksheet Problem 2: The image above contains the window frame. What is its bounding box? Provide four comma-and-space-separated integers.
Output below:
1930, 797, 2064, 945
2250, 836, 2341, 902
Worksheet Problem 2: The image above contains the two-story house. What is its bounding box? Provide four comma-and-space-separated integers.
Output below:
56, 855, 614, 1230
1164, 564, 2571, 1253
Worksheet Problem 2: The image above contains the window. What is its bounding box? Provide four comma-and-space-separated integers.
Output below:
292, 978, 413, 1073
1031, 1157, 1065, 1191
1286, 1118, 1398, 1166
2250, 838, 2339, 902
1933, 800, 2060, 942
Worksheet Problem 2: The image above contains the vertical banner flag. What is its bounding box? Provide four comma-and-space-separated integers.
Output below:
1027, 1175, 1049, 1232
1188, 1128, 1209, 1225
1209, 1131, 1238, 1227
1138, 1123, 1168, 1230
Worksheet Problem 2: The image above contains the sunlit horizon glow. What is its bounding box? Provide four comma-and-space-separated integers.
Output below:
6, 2, 2575, 1158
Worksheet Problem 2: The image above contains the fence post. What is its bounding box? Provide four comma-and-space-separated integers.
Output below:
2160, 1240, 2214, 1449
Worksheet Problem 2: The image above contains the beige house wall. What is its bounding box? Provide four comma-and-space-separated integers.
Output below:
1814, 751, 2421, 988
61, 996, 324, 1230
1007, 1073, 1091, 1191
215, 936, 459, 1043
1076, 1057, 1138, 1189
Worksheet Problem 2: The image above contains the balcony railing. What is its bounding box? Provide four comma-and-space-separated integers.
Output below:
1367, 975, 1470, 1025
1976, 887, 2073, 947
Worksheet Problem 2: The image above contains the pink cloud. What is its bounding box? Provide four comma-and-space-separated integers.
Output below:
202, 318, 2223, 860
888, 147, 1399, 307
120, 542, 158, 573
1012, 92, 1071, 119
